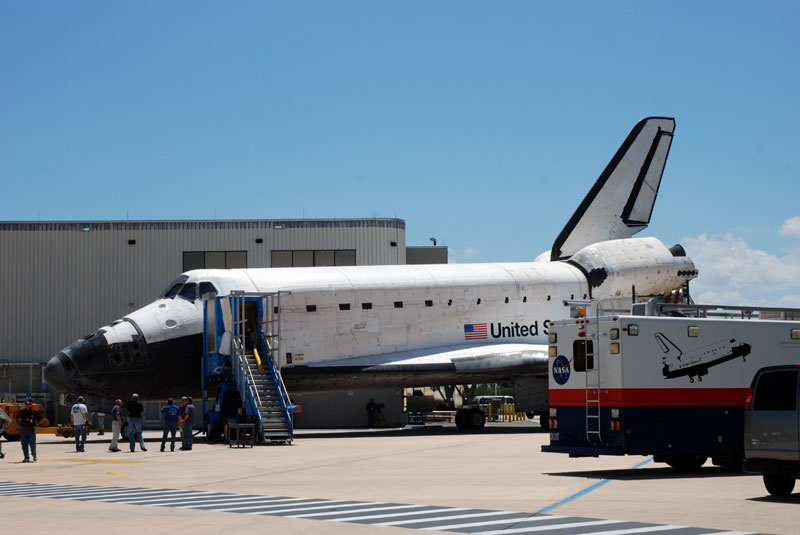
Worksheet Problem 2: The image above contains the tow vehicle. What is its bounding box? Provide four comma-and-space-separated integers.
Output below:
0, 401, 76, 440
542, 299, 800, 469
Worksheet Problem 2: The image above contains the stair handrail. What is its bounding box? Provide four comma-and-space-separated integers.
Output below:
272, 359, 294, 436
256, 329, 293, 435
275, 362, 292, 407
231, 337, 265, 438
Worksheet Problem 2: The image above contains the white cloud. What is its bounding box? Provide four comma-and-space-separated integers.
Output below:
682, 233, 800, 307
463, 247, 480, 257
780, 216, 800, 238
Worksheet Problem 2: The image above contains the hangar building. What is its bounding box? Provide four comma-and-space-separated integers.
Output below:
0, 219, 447, 427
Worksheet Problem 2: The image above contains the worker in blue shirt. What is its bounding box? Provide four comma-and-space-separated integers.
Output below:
179, 396, 195, 450
159, 398, 181, 452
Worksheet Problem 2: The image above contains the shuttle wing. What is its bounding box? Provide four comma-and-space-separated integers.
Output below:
281, 343, 548, 391
314, 343, 547, 371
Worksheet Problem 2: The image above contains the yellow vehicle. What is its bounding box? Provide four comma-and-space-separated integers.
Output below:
0, 401, 71, 440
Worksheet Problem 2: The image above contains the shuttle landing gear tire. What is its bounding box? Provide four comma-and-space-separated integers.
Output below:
467, 408, 486, 430
663, 454, 708, 471
120, 421, 129, 441
455, 408, 486, 430
763, 474, 795, 496
1, 432, 20, 442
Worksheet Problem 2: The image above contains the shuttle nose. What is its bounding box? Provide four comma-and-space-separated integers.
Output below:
45, 319, 154, 399
44, 351, 78, 394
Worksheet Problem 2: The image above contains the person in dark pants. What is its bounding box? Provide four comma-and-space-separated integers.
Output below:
15, 400, 43, 462
0, 405, 11, 459
108, 399, 123, 452
127, 393, 147, 452
366, 398, 378, 428
159, 398, 180, 452
179, 396, 195, 450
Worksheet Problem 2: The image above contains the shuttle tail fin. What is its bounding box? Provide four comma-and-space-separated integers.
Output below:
550, 117, 676, 261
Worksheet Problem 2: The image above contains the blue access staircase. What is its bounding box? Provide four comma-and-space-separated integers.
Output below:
202, 291, 294, 444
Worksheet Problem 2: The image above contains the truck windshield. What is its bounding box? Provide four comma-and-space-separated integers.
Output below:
753, 370, 798, 411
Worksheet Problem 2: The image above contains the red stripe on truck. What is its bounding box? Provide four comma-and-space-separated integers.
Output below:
549, 387, 750, 407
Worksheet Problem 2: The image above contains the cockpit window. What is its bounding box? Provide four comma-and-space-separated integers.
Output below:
164, 283, 182, 299
178, 282, 198, 302
199, 282, 218, 299
160, 274, 189, 298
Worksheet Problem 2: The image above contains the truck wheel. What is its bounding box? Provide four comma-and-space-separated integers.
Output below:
664, 454, 708, 471
467, 409, 486, 430
763, 474, 795, 496
538, 412, 550, 431
455, 409, 467, 430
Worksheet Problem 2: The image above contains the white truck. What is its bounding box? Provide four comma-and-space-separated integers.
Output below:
542, 299, 800, 469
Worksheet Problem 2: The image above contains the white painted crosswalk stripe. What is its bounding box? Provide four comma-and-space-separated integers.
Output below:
174, 496, 311, 509
420, 514, 567, 531
576, 525, 685, 535
210, 498, 350, 513
0, 481, 759, 535
473, 519, 623, 534
244, 500, 381, 515
111, 493, 242, 505
375, 510, 520, 527
313, 505, 460, 521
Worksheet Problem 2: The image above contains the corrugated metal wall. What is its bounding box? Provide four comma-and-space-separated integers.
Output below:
0, 219, 405, 364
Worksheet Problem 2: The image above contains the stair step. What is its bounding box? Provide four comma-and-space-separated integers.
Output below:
230, 346, 292, 439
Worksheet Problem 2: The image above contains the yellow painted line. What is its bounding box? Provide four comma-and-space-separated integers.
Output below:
44, 458, 148, 464
101, 470, 129, 483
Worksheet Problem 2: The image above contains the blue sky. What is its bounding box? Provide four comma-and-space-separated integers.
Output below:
2, 2, 799, 306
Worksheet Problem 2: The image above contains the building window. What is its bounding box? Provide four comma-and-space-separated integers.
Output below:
271, 249, 357, 267
334, 250, 356, 266
315, 250, 335, 266
293, 250, 314, 267
271, 251, 292, 268
183, 251, 247, 272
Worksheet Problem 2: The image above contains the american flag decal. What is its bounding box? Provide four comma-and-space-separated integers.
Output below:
464, 323, 488, 340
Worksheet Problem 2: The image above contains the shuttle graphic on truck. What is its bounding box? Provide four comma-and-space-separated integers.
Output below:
656, 332, 752, 382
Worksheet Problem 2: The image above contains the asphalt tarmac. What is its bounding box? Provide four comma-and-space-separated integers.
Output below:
0, 421, 796, 535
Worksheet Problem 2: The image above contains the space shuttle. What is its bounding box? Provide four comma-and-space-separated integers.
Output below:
44, 117, 697, 426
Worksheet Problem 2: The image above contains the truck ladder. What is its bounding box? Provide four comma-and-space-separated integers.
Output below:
584, 298, 617, 446
584, 342, 602, 445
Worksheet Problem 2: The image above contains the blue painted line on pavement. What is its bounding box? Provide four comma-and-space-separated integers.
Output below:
537, 457, 653, 514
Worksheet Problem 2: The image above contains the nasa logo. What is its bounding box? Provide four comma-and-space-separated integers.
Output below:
552, 355, 571, 385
